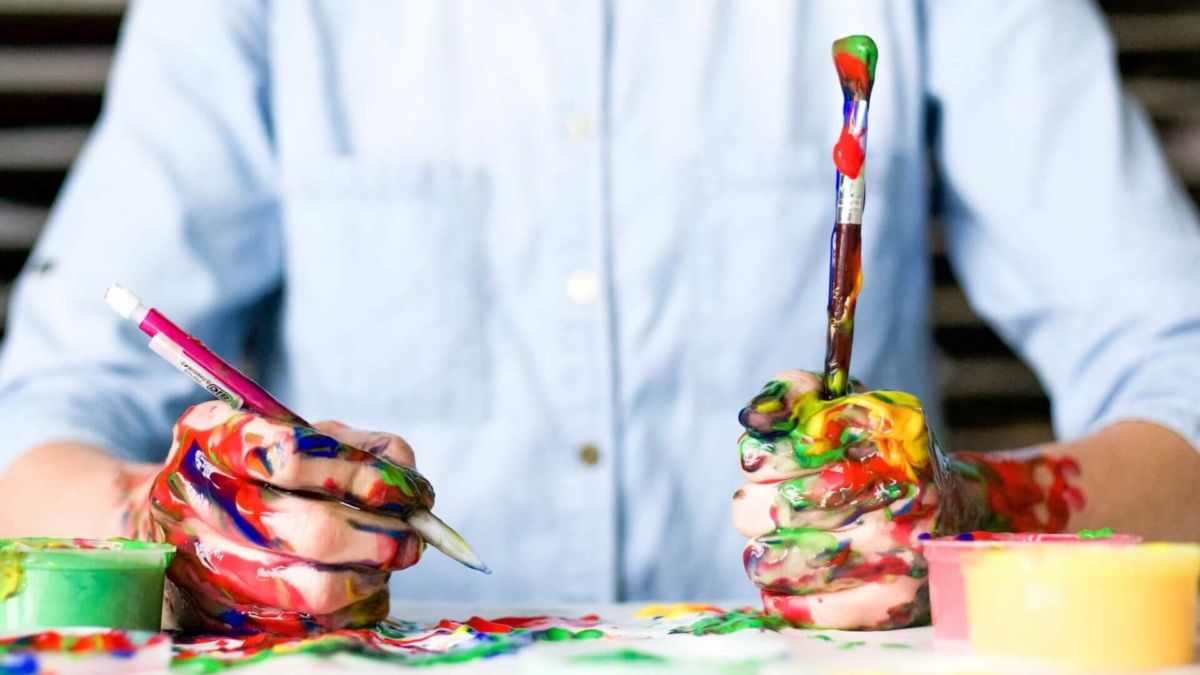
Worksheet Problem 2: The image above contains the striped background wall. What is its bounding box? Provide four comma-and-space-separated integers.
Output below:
1, 0, 1196, 450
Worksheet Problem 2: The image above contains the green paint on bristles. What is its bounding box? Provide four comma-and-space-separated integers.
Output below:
1077, 527, 1115, 540
831, 35, 878, 82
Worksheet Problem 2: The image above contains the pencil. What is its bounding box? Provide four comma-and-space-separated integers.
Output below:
105, 283, 490, 574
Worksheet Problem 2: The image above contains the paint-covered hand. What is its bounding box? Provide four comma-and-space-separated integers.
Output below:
732, 370, 940, 630
135, 401, 432, 635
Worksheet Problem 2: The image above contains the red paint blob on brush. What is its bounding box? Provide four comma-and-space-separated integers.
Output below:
833, 52, 871, 96
833, 128, 864, 178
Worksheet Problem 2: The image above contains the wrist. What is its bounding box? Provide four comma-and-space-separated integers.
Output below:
118, 463, 161, 540
0, 443, 158, 539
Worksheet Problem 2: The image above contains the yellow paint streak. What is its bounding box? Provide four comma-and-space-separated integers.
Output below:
634, 603, 725, 619
791, 390, 930, 480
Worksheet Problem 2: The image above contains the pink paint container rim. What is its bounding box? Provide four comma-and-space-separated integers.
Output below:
922, 532, 1142, 642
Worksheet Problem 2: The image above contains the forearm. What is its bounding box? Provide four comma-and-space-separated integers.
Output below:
0, 443, 158, 539
948, 421, 1200, 541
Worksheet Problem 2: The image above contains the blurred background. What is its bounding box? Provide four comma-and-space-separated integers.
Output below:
0, 0, 1196, 450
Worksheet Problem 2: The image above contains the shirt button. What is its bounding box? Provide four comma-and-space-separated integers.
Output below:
567, 114, 594, 139
579, 443, 600, 466
566, 270, 599, 305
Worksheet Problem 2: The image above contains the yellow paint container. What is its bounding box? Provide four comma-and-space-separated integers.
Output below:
963, 543, 1200, 670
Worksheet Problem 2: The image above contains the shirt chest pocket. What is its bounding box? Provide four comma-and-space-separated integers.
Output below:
280, 160, 491, 421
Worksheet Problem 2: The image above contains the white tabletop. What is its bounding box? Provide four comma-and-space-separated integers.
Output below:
11, 601, 1200, 674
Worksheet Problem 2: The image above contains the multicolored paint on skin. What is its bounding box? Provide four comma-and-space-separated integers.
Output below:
138, 402, 432, 635
673, 609, 788, 636
170, 615, 609, 671
734, 371, 939, 630
823, 35, 877, 400
945, 451, 1084, 532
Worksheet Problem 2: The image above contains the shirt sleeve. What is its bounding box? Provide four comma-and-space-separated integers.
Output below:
924, 0, 1200, 451
0, 0, 281, 470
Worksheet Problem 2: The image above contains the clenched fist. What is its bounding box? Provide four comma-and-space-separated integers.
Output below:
732, 370, 941, 630
129, 401, 432, 635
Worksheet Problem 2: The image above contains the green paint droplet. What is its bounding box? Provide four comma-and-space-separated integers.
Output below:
882, 643, 913, 649
1078, 527, 1115, 540
838, 641, 866, 650
538, 627, 572, 641
808, 634, 834, 642
572, 649, 669, 664
536, 627, 605, 642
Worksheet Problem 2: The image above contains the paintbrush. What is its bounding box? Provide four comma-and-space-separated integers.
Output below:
822, 35, 878, 400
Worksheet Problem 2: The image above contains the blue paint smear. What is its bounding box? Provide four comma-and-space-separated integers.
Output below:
0, 652, 38, 675
295, 430, 341, 458
220, 610, 248, 631
248, 446, 273, 475
348, 519, 411, 540
180, 442, 271, 548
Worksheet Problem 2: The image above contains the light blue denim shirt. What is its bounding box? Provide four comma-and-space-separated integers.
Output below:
2, 1, 1198, 603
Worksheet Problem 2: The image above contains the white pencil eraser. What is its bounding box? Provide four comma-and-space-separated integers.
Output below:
104, 283, 143, 320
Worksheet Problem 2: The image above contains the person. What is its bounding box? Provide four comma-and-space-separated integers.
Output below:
1, 0, 1198, 631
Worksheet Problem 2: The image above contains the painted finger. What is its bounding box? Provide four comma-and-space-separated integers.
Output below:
313, 421, 416, 468
167, 575, 390, 635
734, 463, 936, 537
151, 457, 422, 569
156, 520, 390, 619
738, 435, 824, 482
743, 513, 933, 595
760, 577, 928, 630
175, 402, 434, 513
259, 497, 423, 570
738, 370, 822, 438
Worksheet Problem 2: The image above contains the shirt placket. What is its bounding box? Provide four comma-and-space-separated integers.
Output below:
551, 0, 617, 603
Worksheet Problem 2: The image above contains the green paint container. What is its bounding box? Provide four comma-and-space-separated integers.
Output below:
0, 538, 174, 631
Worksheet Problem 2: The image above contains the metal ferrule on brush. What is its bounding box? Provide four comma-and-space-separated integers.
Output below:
835, 99, 870, 225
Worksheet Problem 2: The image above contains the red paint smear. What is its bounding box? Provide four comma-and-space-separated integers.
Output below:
833, 128, 864, 178
761, 591, 814, 627
0, 630, 149, 656
435, 617, 513, 634
29, 632, 62, 651
957, 453, 1084, 532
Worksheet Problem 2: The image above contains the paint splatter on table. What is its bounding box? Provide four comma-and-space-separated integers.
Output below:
0, 601, 1173, 672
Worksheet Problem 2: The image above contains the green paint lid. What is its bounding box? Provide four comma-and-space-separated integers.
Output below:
0, 538, 174, 632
